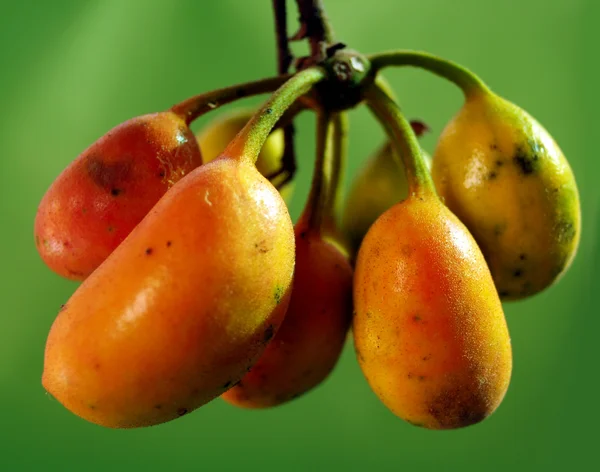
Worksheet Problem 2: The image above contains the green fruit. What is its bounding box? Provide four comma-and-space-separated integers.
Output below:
341, 142, 431, 254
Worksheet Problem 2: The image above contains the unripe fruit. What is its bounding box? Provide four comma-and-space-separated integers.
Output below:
432, 91, 581, 300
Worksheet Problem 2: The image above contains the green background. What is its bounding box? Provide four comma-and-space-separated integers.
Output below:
1, 0, 598, 470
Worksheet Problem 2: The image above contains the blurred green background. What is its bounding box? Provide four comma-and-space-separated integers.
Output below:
1, 0, 598, 470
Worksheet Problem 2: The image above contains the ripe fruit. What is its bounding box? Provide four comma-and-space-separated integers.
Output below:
353, 193, 512, 429
432, 90, 581, 300
34, 111, 202, 280
222, 215, 352, 408
197, 109, 293, 202
341, 141, 431, 255
42, 156, 295, 428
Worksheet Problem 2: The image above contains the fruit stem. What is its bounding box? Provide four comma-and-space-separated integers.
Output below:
304, 110, 334, 232
225, 67, 326, 164
364, 83, 436, 198
369, 50, 490, 97
170, 75, 292, 125
294, 0, 335, 59
272, 0, 299, 193
322, 112, 348, 235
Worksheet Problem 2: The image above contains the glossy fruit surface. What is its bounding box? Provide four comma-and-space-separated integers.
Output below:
353, 194, 512, 429
34, 111, 202, 280
432, 91, 581, 300
42, 156, 294, 428
222, 217, 352, 408
341, 142, 431, 254
197, 109, 293, 201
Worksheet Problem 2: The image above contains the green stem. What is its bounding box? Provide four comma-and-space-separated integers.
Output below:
322, 111, 348, 235
369, 50, 490, 97
170, 75, 292, 125
364, 83, 435, 198
303, 110, 333, 232
225, 68, 326, 165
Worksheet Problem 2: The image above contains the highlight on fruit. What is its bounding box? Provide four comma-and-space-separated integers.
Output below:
35, 0, 580, 430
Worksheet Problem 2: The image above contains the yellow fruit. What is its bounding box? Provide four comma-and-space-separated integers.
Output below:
432, 90, 581, 300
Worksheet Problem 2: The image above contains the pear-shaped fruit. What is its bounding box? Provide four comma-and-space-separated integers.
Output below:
432, 91, 581, 300
221, 215, 352, 408
42, 156, 295, 428
341, 142, 431, 255
34, 112, 202, 280
353, 193, 512, 429
197, 109, 293, 202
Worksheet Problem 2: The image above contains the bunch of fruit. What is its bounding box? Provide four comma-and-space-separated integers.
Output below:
35, 1, 580, 430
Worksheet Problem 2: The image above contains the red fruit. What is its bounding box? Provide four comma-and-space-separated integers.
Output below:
34, 111, 202, 280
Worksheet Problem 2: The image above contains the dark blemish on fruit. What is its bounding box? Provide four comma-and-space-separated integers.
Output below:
513, 147, 538, 175
59, 304, 67, 312
407, 372, 414, 379
88, 404, 96, 410
166, 241, 172, 247
158, 170, 166, 178
365, 311, 372, 319
299, 231, 307, 239
495, 160, 504, 167
155, 404, 162, 410
35, 235, 41, 247
107, 225, 114, 233
145, 247, 153, 255
422, 354, 432, 361
355, 347, 366, 363
94, 363, 101, 371
557, 220, 576, 243
413, 314, 422, 322
427, 387, 488, 429
43, 239, 49, 248
488, 171, 498, 180
513, 269, 523, 278
63, 240, 71, 248
264, 324, 275, 343
418, 376, 426, 381
519, 253, 527, 261
255, 240, 269, 253
274, 285, 284, 304
490, 143, 498, 151
111, 188, 122, 196
177, 408, 188, 416
87, 157, 132, 190
493, 224, 506, 237
223, 381, 232, 389
81, 208, 88, 214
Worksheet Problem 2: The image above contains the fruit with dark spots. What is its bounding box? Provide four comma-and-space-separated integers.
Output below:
353, 194, 512, 430
42, 157, 295, 428
222, 216, 353, 408
341, 141, 432, 256
432, 90, 581, 300
34, 111, 203, 280
197, 108, 293, 202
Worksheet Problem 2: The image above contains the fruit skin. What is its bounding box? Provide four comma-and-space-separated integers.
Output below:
221, 217, 353, 408
34, 111, 202, 280
432, 91, 581, 300
42, 156, 295, 428
197, 109, 293, 202
353, 195, 512, 430
341, 142, 431, 255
